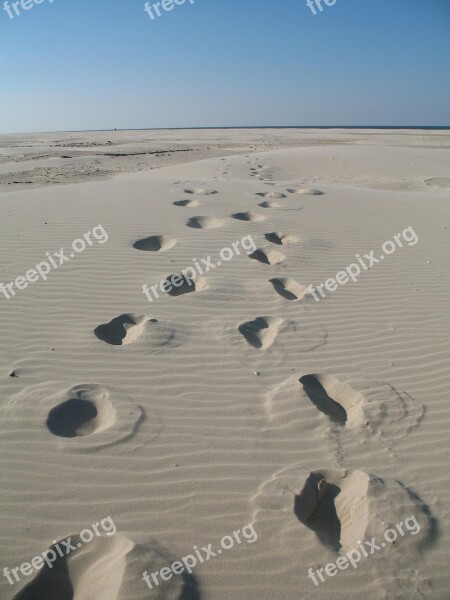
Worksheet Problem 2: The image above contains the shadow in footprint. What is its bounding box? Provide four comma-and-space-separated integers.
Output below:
249, 249, 270, 265
272, 283, 297, 300
231, 212, 264, 222
133, 235, 176, 252
165, 274, 196, 297
248, 248, 285, 266
300, 375, 347, 426
180, 572, 202, 600
174, 199, 198, 207
94, 315, 135, 345
159, 273, 207, 298
269, 278, 308, 301
265, 232, 284, 245
239, 318, 268, 349
13, 546, 73, 600
186, 216, 223, 230
238, 316, 282, 350
46, 398, 97, 438
294, 474, 342, 552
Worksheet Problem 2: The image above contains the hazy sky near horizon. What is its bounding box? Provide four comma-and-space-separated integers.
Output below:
0, 0, 449, 133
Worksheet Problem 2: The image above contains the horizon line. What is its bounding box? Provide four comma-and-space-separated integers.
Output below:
1, 125, 450, 135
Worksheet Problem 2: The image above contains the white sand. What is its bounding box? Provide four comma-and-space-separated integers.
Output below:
0, 129, 449, 599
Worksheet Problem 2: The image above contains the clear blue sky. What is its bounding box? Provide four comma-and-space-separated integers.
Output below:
0, 0, 449, 132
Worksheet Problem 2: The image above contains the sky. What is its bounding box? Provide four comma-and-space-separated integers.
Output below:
0, 0, 449, 133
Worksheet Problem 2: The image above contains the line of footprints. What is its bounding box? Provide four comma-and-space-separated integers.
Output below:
116, 183, 320, 350
10, 178, 435, 598
91, 182, 436, 576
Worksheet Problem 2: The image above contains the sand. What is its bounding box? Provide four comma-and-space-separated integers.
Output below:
0, 128, 449, 600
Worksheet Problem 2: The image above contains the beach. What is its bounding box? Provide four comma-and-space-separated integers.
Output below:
0, 128, 449, 600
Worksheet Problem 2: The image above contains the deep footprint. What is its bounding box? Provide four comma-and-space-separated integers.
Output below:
232, 211, 265, 222
295, 471, 342, 551
300, 375, 348, 426
184, 187, 217, 195
186, 216, 223, 230
270, 278, 310, 300
249, 247, 286, 265
46, 385, 116, 438
258, 200, 280, 208
133, 235, 177, 252
286, 187, 324, 195
264, 231, 298, 246
94, 314, 148, 346
294, 468, 437, 555
300, 374, 364, 427
173, 199, 199, 207
13, 534, 200, 600
164, 273, 208, 297
239, 316, 283, 350
256, 191, 286, 199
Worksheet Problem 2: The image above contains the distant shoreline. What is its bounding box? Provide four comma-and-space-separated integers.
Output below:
2, 125, 449, 135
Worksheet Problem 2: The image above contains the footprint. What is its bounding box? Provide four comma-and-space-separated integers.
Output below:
258, 200, 280, 208
299, 374, 355, 426
294, 469, 436, 553
239, 316, 283, 350
256, 192, 286, 199
231, 211, 265, 222
295, 470, 343, 551
184, 187, 217, 195
164, 272, 208, 297
46, 385, 116, 438
266, 373, 425, 441
286, 187, 324, 195
250, 165, 273, 181
133, 235, 177, 252
2, 382, 144, 451
249, 247, 286, 265
94, 314, 149, 346
264, 232, 298, 246
186, 216, 224, 230
13, 534, 199, 600
173, 199, 199, 207
424, 177, 450, 189
270, 278, 310, 300
251, 464, 439, 572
